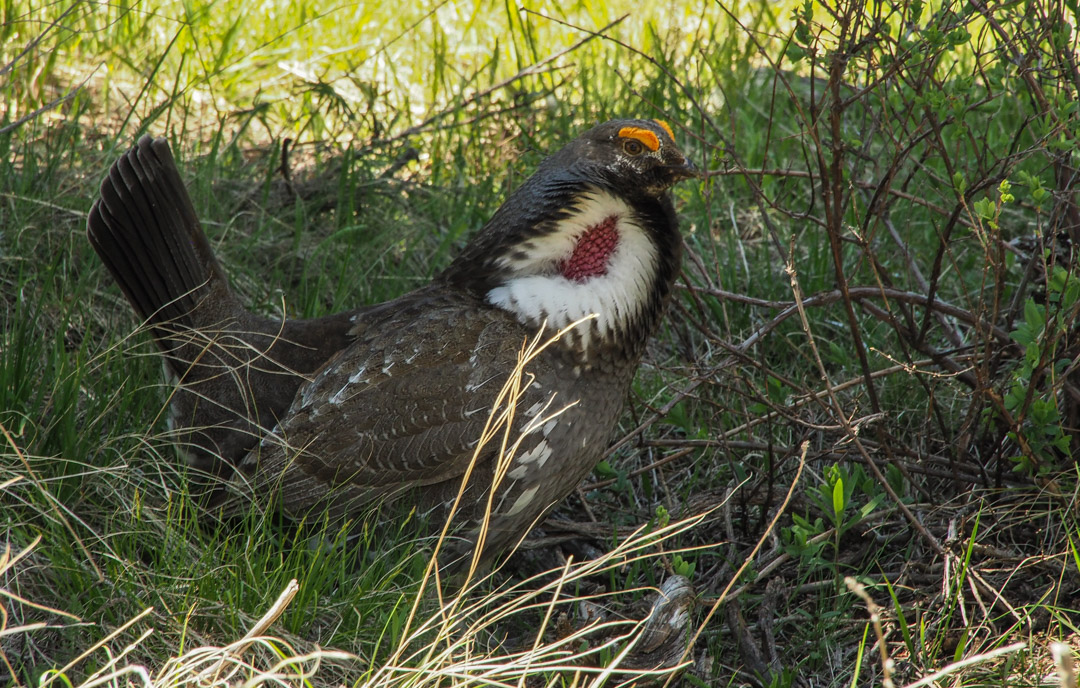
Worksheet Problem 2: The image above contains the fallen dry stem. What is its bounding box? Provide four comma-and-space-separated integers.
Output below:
901, 642, 1027, 688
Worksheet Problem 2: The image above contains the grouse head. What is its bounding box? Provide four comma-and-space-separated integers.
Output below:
442, 118, 698, 362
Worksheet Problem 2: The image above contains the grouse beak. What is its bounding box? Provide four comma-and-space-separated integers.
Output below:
663, 157, 702, 184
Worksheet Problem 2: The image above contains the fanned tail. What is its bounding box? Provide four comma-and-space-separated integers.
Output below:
87, 135, 239, 342
87, 136, 363, 480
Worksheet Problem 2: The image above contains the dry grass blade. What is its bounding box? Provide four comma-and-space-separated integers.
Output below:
415, 315, 597, 600
154, 638, 350, 688
845, 576, 894, 688
37, 581, 349, 688
368, 513, 710, 687
373, 308, 723, 685
899, 642, 1027, 688
39, 608, 155, 688
22, 509, 712, 688
663, 441, 806, 688
1052, 642, 1078, 688
0, 534, 79, 622
2, 534, 78, 684
0, 420, 103, 581
197, 579, 300, 684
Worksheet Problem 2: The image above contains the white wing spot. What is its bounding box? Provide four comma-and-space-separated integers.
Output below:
524, 401, 546, 416
517, 440, 552, 466
330, 384, 351, 405
506, 485, 540, 517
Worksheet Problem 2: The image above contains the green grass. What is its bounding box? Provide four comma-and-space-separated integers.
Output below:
3, 0, 1080, 686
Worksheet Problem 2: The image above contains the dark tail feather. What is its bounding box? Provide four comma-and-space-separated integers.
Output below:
87, 136, 363, 479
87, 136, 235, 330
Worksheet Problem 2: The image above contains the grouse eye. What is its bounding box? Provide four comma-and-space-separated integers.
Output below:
622, 139, 645, 156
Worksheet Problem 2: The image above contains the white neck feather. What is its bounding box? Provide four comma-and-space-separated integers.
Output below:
485, 191, 659, 352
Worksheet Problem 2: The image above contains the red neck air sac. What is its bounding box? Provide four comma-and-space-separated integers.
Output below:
560, 215, 619, 283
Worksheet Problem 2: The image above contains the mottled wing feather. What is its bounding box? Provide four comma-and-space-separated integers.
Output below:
234, 295, 541, 517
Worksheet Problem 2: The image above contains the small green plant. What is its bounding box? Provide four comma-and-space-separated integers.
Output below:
1017, 171, 1051, 208
782, 513, 827, 571
813, 465, 884, 544
972, 179, 1014, 230
783, 464, 885, 577
1000, 262, 1080, 476
671, 553, 695, 578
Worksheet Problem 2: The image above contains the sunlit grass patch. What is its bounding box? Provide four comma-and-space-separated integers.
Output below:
2, 0, 784, 152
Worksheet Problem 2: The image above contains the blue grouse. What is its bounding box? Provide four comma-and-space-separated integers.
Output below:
87, 120, 698, 566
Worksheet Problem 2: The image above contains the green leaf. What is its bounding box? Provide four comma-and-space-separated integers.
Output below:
1024, 299, 1045, 335
973, 196, 996, 221
673, 554, 696, 578
593, 460, 617, 479
998, 179, 1014, 204
947, 27, 971, 46
953, 171, 967, 195
953, 627, 969, 662
1003, 384, 1024, 411
832, 477, 846, 521
1010, 322, 1035, 347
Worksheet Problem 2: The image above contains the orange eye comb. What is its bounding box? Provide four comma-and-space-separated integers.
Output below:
617, 126, 660, 152
653, 119, 675, 140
